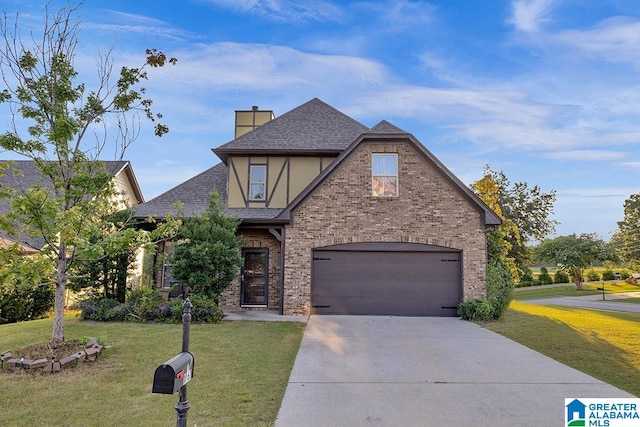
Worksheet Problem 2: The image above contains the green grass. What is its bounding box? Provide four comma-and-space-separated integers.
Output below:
486, 301, 640, 396
514, 281, 640, 300
0, 316, 305, 426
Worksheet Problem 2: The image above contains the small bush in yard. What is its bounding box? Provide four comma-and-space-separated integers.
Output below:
537, 267, 553, 285
518, 268, 535, 287
586, 270, 600, 282
602, 270, 616, 281
457, 299, 492, 322
554, 270, 570, 283
78, 288, 222, 323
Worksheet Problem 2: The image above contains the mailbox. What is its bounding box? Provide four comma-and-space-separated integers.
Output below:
152, 351, 194, 394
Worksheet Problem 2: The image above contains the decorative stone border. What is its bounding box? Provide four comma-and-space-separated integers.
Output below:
0, 337, 103, 373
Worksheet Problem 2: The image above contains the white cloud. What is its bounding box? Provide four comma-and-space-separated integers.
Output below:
556, 17, 640, 68
621, 161, 640, 169
357, 0, 437, 32
203, 0, 344, 24
544, 150, 626, 161
508, 0, 555, 33
145, 42, 391, 92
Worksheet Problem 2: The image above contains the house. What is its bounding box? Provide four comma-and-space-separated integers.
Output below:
0, 160, 144, 255
133, 98, 501, 316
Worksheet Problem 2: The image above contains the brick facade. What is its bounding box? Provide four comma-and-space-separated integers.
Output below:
281, 141, 489, 315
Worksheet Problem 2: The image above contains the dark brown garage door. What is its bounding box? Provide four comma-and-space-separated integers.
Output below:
311, 243, 461, 316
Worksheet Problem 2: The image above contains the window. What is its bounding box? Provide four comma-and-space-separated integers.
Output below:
372, 154, 398, 197
249, 165, 266, 200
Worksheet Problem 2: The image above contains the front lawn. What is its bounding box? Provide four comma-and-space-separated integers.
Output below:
0, 316, 305, 426
514, 281, 640, 300
486, 301, 640, 396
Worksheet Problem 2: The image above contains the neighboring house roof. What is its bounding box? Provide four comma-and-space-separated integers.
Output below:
133, 162, 228, 220
0, 160, 143, 250
213, 98, 369, 163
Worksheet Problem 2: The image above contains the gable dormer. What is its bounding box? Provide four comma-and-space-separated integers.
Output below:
213, 98, 369, 209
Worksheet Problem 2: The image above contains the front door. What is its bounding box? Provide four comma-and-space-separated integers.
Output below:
241, 248, 268, 306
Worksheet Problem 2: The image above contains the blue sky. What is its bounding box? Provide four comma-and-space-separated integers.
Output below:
1, 0, 639, 241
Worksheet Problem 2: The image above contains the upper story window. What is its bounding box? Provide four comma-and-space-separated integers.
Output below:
249, 164, 266, 201
372, 154, 398, 197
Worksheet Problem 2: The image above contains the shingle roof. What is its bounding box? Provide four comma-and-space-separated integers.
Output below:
133, 162, 228, 219
213, 98, 369, 163
370, 120, 408, 134
133, 163, 286, 222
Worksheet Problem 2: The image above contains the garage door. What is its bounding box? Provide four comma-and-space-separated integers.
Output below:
311, 243, 461, 316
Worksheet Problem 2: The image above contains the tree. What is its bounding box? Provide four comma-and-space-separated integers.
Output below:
70, 209, 137, 303
534, 233, 618, 290
0, 243, 54, 324
471, 165, 557, 278
171, 192, 243, 300
0, 4, 177, 344
612, 193, 640, 271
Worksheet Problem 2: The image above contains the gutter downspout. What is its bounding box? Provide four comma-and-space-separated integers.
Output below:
279, 227, 285, 315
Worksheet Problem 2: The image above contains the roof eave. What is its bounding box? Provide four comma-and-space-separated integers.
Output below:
213, 147, 343, 164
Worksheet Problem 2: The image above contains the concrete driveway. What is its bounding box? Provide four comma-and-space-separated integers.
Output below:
275, 316, 634, 427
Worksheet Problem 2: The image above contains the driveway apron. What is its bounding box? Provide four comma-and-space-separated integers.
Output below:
275, 315, 634, 427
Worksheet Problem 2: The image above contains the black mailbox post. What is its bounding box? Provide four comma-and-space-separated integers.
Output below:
152, 298, 194, 427
152, 351, 194, 394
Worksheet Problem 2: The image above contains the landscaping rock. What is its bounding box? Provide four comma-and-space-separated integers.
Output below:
28, 358, 49, 369
85, 347, 98, 361
74, 351, 86, 362
0, 351, 12, 369
43, 360, 61, 373
59, 354, 78, 368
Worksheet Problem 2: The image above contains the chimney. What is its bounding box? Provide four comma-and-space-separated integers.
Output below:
235, 106, 275, 138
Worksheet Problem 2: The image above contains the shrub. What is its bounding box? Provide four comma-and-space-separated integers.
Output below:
78, 290, 222, 323
620, 270, 630, 280
537, 267, 553, 285
78, 297, 121, 321
457, 299, 492, 322
586, 270, 600, 282
486, 261, 513, 320
189, 294, 223, 323
554, 270, 570, 283
518, 268, 535, 287
601, 270, 616, 281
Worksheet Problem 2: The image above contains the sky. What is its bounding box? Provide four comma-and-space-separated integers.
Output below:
0, 0, 639, 241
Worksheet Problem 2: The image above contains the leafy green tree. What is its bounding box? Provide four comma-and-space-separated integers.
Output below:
70, 210, 137, 303
612, 193, 640, 271
471, 166, 557, 278
534, 233, 618, 289
171, 192, 243, 300
0, 4, 177, 344
0, 243, 54, 323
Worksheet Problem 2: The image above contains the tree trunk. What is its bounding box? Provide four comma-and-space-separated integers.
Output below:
572, 267, 583, 290
52, 244, 67, 345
